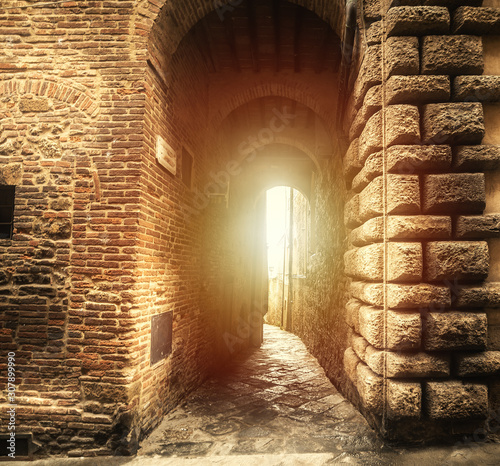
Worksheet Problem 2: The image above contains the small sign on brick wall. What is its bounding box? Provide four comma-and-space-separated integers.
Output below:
156, 135, 176, 175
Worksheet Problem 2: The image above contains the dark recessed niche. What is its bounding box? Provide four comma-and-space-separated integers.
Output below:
0, 186, 15, 240
150, 311, 173, 366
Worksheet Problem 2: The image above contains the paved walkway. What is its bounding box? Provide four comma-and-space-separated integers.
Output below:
19, 325, 500, 465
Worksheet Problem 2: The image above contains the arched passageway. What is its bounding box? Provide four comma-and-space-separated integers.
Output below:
135, 0, 349, 448
3, 0, 500, 458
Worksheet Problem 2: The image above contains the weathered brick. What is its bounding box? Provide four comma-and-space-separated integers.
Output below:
344, 348, 360, 384
425, 312, 487, 350
423, 173, 486, 214
387, 6, 450, 36
343, 138, 361, 182
421, 35, 483, 75
426, 382, 488, 420
422, 103, 484, 145
424, 241, 489, 282
386, 75, 450, 105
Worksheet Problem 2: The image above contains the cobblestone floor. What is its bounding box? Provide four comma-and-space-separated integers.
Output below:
138, 324, 383, 459
22, 325, 500, 465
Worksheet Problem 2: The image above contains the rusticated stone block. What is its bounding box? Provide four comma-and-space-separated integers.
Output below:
344, 194, 360, 228
366, 21, 382, 45
351, 281, 384, 307
343, 138, 361, 182
359, 177, 383, 222
386, 105, 421, 147
387, 215, 452, 240
421, 35, 483, 75
365, 347, 450, 377
344, 348, 360, 383
359, 112, 383, 163
356, 363, 383, 414
453, 76, 500, 102
359, 106, 420, 162
387, 6, 450, 36
363, 0, 381, 21
386, 36, 419, 78
359, 306, 421, 350
454, 145, 500, 171
346, 299, 362, 331
456, 215, 500, 238
352, 334, 369, 360
386, 75, 450, 105
387, 145, 451, 173
387, 242, 422, 282
453, 7, 500, 35
457, 351, 500, 377
387, 174, 421, 215
456, 283, 500, 308
359, 305, 384, 348
352, 45, 382, 110
387, 380, 422, 420
350, 217, 384, 245
425, 312, 487, 350
424, 241, 489, 281
426, 381, 488, 420
344, 244, 383, 281
423, 173, 485, 214
350, 105, 378, 142
387, 351, 449, 378
388, 311, 421, 350
422, 103, 484, 145
387, 283, 451, 309
352, 152, 382, 192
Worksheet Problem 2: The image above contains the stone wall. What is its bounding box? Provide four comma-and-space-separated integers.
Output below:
343, 0, 500, 442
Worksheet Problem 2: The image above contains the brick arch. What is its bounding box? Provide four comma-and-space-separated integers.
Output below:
140, 0, 345, 66
209, 79, 335, 134
0, 78, 99, 117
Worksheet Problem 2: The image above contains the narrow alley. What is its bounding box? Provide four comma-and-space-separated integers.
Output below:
137, 325, 382, 459
16, 325, 500, 465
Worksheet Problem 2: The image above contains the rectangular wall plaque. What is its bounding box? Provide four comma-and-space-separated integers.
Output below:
150, 311, 173, 366
156, 135, 176, 175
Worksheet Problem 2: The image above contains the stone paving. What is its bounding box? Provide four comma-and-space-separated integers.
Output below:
138, 324, 383, 459
20, 325, 500, 465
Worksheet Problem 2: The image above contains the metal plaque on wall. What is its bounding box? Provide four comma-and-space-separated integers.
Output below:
150, 311, 173, 365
